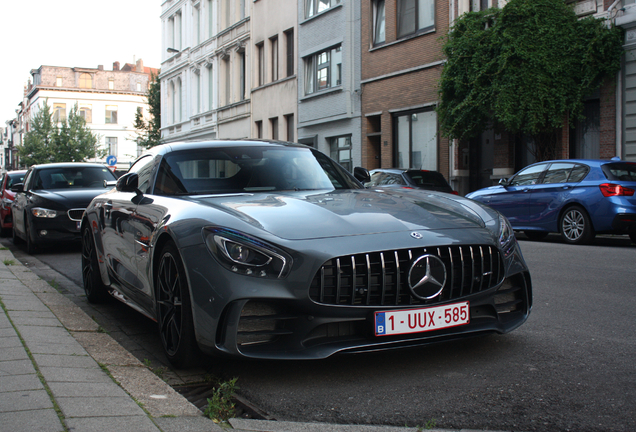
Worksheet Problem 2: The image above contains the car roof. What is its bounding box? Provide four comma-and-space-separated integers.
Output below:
30, 162, 110, 170
526, 158, 634, 168
147, 139, 311, 157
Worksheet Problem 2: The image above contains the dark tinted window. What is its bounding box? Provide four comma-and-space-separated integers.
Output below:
405, 170, 449, 188
6, 173, 25, 188
510, 163, 548, 186
33, 167, 116, 190
602, 162, 636, 181
129, 155, 156, 194
542, 163, 574, 184
568, 164, 590, 182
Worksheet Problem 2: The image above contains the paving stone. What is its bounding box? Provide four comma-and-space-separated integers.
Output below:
0, 373, 43, 392
56, 395, 147, 418
38, 366, 113, 384
0, 389, 53, 412
0, 359, 36, 376
0, 336, 22, 349
27, 342, 88, 356
48, 381, 127, 398
32, 353, 97, 369
0, 408, 64, 432
65, 415, 160, 432
0, 346, 29, 362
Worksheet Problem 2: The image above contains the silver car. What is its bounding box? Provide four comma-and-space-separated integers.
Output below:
81, 140, 532, 367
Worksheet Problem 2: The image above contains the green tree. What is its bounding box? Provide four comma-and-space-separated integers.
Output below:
437, 0, 624, 160
19, 101, 56, 166
134, 73, 162, 149
19, 100, 103, 165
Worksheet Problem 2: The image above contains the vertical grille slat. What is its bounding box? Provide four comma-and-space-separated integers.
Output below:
310, 245, 504, 307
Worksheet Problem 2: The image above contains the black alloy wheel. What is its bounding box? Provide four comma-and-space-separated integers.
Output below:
560, 206, 595, 245
25, 216, 36, 255
155, 241, 198, 368
81, 225, 110, 303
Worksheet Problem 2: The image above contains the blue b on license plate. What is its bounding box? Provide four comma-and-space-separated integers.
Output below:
375, 301, 470, 336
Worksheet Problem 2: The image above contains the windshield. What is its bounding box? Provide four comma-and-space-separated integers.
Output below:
32, 166, 117, 190
154, 146, 362, 195
6, 173, 25, 188
602, 162, 636, 181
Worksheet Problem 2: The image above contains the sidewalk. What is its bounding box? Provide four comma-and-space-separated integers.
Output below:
0, 245, 503, 432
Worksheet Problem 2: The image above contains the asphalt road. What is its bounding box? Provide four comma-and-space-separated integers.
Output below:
3, 233, 635, 432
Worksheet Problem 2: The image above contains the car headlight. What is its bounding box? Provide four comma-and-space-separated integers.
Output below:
203, 227, 292, 279
498, 214, 516, 258
31, 207, 58, 218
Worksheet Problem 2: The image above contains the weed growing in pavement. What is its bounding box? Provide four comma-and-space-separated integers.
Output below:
424, 419, 437, 430
3, 259, 15, 265
143, 358, 167, 380
96, 326, 108, 334
0, 247, 8, 250
48, 279, 60, 289
203, 377, 239, 422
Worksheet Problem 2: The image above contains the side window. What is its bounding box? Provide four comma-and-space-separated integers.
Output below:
542, 163, 574, 185
368, 172, 384, 187
568, 164, 590, 183
23, 170, 35, 190
128, 155, 156, 194
509, 164, 548, 186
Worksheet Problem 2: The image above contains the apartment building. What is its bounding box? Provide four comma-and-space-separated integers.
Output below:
296, 0, 362, 171
23, 60, 157, 171
160, 0, 250, 142
251, 0, 297, 142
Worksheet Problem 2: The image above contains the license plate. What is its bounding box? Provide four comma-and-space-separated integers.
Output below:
375, 301, 470, 336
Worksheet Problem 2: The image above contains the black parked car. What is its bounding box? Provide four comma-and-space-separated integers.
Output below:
367, 168, 457, 194
11, 163, 117, 253
81, 140, 531, 368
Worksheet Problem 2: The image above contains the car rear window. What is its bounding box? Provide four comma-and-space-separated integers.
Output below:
602, 162, 636, 181
405, 171, 449, 187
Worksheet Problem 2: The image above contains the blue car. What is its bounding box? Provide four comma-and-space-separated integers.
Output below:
465, 159, 636, 245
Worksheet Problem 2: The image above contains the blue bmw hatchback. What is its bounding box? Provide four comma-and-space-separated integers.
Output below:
466, 159, 636, 245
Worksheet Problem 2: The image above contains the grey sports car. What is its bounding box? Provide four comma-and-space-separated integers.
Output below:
81, 140, 532, 367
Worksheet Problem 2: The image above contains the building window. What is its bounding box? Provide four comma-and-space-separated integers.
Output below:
53, 103, 66, 122
208, 0, 214, 37
79, 73, 92, 89
270, 117, 279, 140
329, 135, 352, 171
285, 29, 294, 77
105, 105, 118, 124
224, 56, 231, 105
56, 77, 63, 87
176, 78, 182, 122
395, 110, 437, 170
256, 42, 265, 86
207, 65, 214, 111
285, 114, 294, 141
397, 0, 435, 39
136, 82, 142, 91
79, 105, 92, 123
194, 5, 201, 45
270, 35, 279, 82
373, 0, 386, 45
306, 0, 335, 18
106, 137, 118, 157
109, 79, 114, 90
194, 70, 201, 114
255, 120, 263, 138
304, 45, 342, 95
239, 51, 246, 101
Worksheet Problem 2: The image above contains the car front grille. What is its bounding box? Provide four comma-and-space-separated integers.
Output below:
309, 245, 504, 307
67, 208, 85, 221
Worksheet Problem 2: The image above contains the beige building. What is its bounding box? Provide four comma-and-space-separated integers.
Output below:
251, 0, 297, 141
23, 60, 157, 171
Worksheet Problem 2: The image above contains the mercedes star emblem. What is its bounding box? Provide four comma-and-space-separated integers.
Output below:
408, 254, 447, 300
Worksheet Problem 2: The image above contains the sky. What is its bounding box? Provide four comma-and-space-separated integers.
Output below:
0, 0, 162, 124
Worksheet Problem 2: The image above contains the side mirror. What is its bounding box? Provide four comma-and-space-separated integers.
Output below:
498, 178, 509, 186
353, 167, 371, 184
103, 180, 118, 188
10, 183, 24, 193
116, 173, 140, 193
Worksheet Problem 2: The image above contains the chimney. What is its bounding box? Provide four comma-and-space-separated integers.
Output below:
113, 61, 120, 71
136, 59, 144, 73
98, 65, 104, 70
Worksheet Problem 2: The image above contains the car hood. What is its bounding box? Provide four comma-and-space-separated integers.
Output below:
189, 189, 492, 240
32, 188, 110, 208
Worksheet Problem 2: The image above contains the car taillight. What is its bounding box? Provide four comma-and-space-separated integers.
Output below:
401, 187, 414, 189
599, 183, 635, 197
451, 191, 459, 195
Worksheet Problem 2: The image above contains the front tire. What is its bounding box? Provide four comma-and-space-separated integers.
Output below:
155, 241, 198, 368
560, 206, 594, 245
81, 225, 110, 303
524, 231, 548, 241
